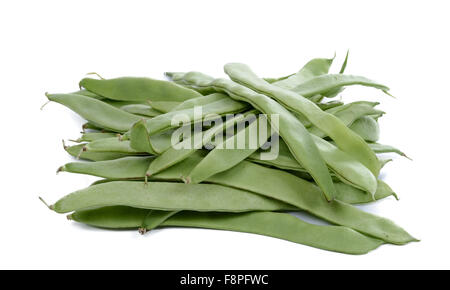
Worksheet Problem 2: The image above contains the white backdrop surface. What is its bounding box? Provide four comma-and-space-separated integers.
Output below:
0, 0, 449, 269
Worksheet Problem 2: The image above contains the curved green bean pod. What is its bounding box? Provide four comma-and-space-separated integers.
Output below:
203, 161, 415, 244
309, 102, 384, 138
46, 93, 141, 133
272, 57, 334, 89
59, 153, 416, 244
291, 74, 390, 98
79, 77, 202, 102
69, 207, 384, 255
248, 136, 377, 196
162, 211, 384, 255
69, 206, 149, 229
166, 72, 219, 95
61, 156, 153, 178
339, 50, 350, 74
368, 143, 411, 159
224, 63, 380, 177
335, 180, 398, 204
172, 72, 336, 201
350, 116, 380, 142
50, 181, 295, 214
311, 135, 377, 196
325, 100, 379, 115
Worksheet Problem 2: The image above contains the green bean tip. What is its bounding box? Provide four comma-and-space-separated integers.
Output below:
383, 90, 396, 98
138, 228, 147, 235
66, 214, 73, 221
68, 138, 81, 143
85, 72, 105, 80
56, 166, 65, 174
40, 100, 51, 111
393, 192, 399, 201
39, 197, 54, 211
402, 154, 413, 161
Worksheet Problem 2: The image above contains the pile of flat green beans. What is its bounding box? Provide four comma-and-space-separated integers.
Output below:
42, 53, 417, 255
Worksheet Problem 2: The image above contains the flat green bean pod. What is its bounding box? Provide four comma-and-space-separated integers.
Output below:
368, 143, 411, 159
69, 207, 384, 255
272, 56, 334, 90
50, 181, 295, 214
166, 72, 219, 95
224, 63, 380, 177
83, 137, 146, 155
291, 74, 390, 98
60, 156, 153, 178
59, 153, 416, 244
325, 101, 379, 115
162, 211, 384, 255
311, 135, 377, 196
46, 93, 141, 133
79, 77, 202, 102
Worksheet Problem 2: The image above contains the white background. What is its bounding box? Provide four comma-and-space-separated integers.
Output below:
1, 0, 449, 269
